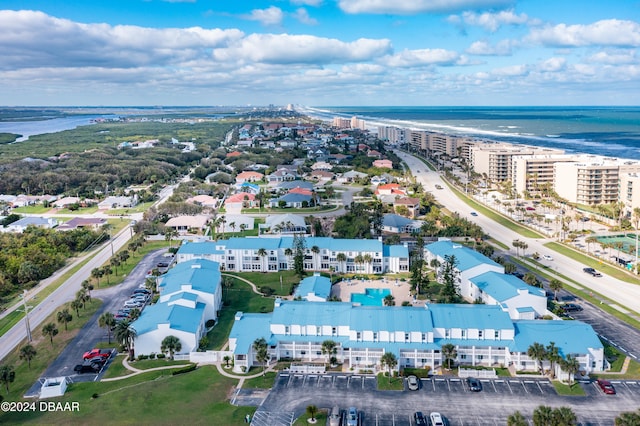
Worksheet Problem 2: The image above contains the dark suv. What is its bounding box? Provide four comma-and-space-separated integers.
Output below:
413, 412, 427, 426
583, 267, 602, 277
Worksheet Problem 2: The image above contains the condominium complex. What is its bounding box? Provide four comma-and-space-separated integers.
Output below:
511, 154, 577, 196
470, 143, 564, 183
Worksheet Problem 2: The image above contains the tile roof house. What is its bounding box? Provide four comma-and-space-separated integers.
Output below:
164, 215, 210, 233
224, 192, 258, 212
229, 299, 604, 376
373, 159, 393, 169
393, 196, 421, 218
310, 170, 335, 182
235, 171, 263, 184
57, 217, 107, 231
186, 195, 219, 209
3, 216, 58, 233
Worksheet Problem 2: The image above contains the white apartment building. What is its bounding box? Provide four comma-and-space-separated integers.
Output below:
511, 154, 575, 197
470, 143, 564, 183
619, 172, 640, 218
554, 157, 640, 206
377, 126, 405, 145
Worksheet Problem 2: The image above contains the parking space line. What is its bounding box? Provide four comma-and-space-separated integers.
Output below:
521, 381, 529, 394
536, 382, 544, 394
491, 380, 497, 392
505, 380, 513, 394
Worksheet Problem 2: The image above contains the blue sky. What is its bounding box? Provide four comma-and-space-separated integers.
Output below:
1, 0, 639, 106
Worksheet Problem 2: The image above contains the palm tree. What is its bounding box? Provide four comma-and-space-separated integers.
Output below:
91, 267, 104, 287
239, 223, 247, 233
110, 257, 121, 276
532, 405, 554, 426
311, 245, 320, 270
441, 343, 457, 370
229, 222, 236, 234
363, 253, 373, 274
383, 294, 395, 306
257, 248, 267, 272
306, 405, 318, 422
129, 308, 141, 321
0, 365, 15, 394
585, 236, 598, 254
161, 335, 182, 360
284, 248, 293, 268
56, 308, 73, 331
354, 254, 364, 272
546, 341, 560, 378
380, 352, 398, 382
527, 342, 547, 373
164, 227, 178, 248
76, 289, 89, 310
321, 340, 337, 366
70, 299, 82, 317
102, 265, 112, 285
253, 338, 269, 376
42, 322, 59, 347
549, 279, 563, 301
19, 344, 37, 369
616, 409, 640, 425
114, 319, 137, 360
98, 312, 116, 344
561, 355, 580, 386
552, 407, 577, 425
336, 253, 347, 273
506, 411, 527, 426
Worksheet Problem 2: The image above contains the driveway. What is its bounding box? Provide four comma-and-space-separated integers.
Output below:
251, 372, 640, 425
24, 249, 170, 397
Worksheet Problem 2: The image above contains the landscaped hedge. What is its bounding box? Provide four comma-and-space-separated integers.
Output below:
172, 364, 197, 376
401, 367, 431, 378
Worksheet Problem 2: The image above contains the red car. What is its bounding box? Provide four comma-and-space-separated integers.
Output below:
597, 379, 616, 395
83, 348, 111, 361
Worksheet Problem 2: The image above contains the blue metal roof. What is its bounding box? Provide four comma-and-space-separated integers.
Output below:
382, 214, 413, 228
158, 259, 221, 295
177, 240, 224, 255
426, 240, 502, 271
511, 320, 603, 356
470, 271, 545, 302
132, 301, 206, 335
383, 245, 409, 258
350, 306, 434, 333
271, 300, 353, 326
229, 313, 273, 353
294, 275, 332, 300
427, 304, 513, 330
222, 236, 388, 254
166, 291, 199, 304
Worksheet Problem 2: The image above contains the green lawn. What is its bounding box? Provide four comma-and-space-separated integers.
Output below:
0, 366, 254, 425
594, 358, 640, 379
55, 206, 100, 215
12, 205, 52, 214
293, 410, 327, 425
225, 270, 302, 296
376, 374, 404, 390
206, 276, 275, 350
243, 371, 277, 389
552, 381, 586, 396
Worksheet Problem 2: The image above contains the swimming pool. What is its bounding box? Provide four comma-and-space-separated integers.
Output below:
350, 288, 391, 306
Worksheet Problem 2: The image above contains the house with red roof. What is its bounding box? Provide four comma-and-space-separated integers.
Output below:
373, 159, 393, 169
226, 151, 243, 158
235, 171, 264, 184
225, 192, 259, 213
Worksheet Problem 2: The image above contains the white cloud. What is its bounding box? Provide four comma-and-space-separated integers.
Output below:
0, 10, 244, 69
588, 50, 638, 65
290, 0, 323, 6
466, 39, 515, 55
381, 48, 460, 67
338, 0, 513, 15
212, 34, 392, 65
243, 6, 284, 26
292, 8, 318, 25
528, 19, 640, 47
492, 64, 528, 76
452, 9, 529, 32
538, 57, 566, 72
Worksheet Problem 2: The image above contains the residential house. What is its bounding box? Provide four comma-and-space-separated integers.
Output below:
337, 170, 367, 183
186, 195, 219, 209
53, 197, 81, 209
260, 214, 309, 234
311, 161, 333, 171
235, 171, 263, 184
382, 214, 423, 233
238, 182, 260, 194
3, 216, 58, 233
164, 215, 210, 233
373, 159, 393, 169
267, 168, 298, 184
224, 192, 259, 213
57, 217, 107, 231
393, 197, 420, 218
469, 272, 547, 319
270, 192, 312, 208
98, 195, 138, 210
310, 170, 335, 182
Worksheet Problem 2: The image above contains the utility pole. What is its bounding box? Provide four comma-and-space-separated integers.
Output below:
21, 289, 32, 342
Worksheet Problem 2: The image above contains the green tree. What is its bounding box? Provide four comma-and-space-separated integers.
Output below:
70, 299, 82, 317
549, 279, 563, 301
321, 340, 337, 366
91, 267, 104, 287
56, 308, 73, 331
98, 312, 116, 344
161, 335, 182, 360
507, 411, 527, 426
527, 342, 547, 373
306, 405, 318, 422
223, 355, 231, 368
383, 294, 395, 306
552, 406, 577, 425
546, 342, 560, 378
440, 254, 460, 303
560, 355, 580, 386
0, 365, 15, 394
42, 322, 59, 347
311, 245, 320, 270
257, 248, 267, 272
532, 405, 554, 426
253, 337, 269, 377
380, 352, 398, 383
336, 252, 347, 273
114, 319, 137, 360
292, 233, 306, 278
441, 343, 457, 370
616, 409, 640, 425
19, 344, 37, 369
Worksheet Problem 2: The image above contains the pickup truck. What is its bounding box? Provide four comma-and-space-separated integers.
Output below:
83, 348, 111, 361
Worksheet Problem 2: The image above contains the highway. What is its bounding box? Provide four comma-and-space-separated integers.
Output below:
396, 150, 640, 316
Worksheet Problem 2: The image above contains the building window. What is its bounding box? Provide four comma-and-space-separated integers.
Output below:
317, 326, 321, 335
356, 332, 361, 340
461, 329, 466, 338
332, 327, 337, 335
494, 331, 500, 339
422, 333, 427, 342
478, 330, 483, 339
405, 333, 410, 342
373, 332, 378, 341
285, 326, 290, 335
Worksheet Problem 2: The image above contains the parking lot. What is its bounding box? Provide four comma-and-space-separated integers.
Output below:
252, 372, 640, 425
24, 249, 170, 397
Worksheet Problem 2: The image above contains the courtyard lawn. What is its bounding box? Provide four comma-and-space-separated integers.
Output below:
225, 270, 302, 297
243, 371, 277, 389
206, 276, 275, 350
552, 381, 586, 396
293, 410, 327, 425
0, 366, 254, 425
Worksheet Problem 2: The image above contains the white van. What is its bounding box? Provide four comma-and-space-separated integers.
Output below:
329, 406, 340, 426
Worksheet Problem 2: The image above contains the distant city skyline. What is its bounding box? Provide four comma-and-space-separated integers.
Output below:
1, 1, 639, 106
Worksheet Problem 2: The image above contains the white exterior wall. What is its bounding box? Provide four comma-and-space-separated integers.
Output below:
502, 291, 547, 318
160, 286, 219, 321
458, 264, 504, 299
135, 323, 202, 356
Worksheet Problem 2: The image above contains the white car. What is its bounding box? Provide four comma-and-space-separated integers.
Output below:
430, 412, 444, 426
542, 254, 553, 261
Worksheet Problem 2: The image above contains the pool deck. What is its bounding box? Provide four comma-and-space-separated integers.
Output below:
331, 277, 421, 306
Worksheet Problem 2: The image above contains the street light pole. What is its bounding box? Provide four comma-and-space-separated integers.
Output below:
22, 289, 32, 342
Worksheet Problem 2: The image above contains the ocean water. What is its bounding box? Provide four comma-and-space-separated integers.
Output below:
304, 106, 640, 161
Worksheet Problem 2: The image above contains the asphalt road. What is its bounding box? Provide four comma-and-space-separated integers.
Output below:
24, 249, 169, 397
395, 150, 640, 315
251, 372, 640, 425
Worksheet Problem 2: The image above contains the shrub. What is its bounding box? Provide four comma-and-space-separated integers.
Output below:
137, 354, 148, 361
148, 353, 156, 360
260, 286, 275, 296
156, 353, 166, 359
171, 364, 197, 376
92, 393, 99, 399
205, 319, 216, 328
